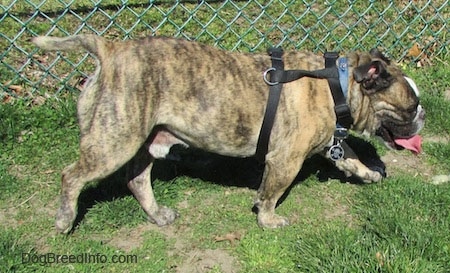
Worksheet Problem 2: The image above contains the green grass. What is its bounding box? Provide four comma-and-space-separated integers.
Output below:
1, 1, 450, 272
1, 67, 450, 272
1, 90, 449, 272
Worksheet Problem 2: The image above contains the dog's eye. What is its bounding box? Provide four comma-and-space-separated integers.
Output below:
407, 102, 419, 114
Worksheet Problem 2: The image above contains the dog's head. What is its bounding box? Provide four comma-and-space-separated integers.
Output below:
352, 49, 425, 151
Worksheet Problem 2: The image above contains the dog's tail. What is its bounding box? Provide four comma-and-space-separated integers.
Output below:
32, 35, 104, 57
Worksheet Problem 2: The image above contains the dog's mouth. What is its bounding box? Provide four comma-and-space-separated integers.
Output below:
376, 126, 422, 154
376, 105, 425, 154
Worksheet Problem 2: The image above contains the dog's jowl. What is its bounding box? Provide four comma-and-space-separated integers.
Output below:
32, 35, 424, 233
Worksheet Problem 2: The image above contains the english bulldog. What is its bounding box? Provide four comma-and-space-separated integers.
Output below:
32, 35, 424, 233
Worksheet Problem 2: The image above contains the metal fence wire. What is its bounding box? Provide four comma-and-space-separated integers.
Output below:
0, 0, 448, 98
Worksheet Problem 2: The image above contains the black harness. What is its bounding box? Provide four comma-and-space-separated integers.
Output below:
255, 47, 353, 164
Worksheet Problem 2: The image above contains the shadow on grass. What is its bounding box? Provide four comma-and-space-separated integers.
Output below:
152, 135, 385, 190
72, 135, 385, 232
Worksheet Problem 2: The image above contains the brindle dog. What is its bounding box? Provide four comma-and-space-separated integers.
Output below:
32, 35, 424, 233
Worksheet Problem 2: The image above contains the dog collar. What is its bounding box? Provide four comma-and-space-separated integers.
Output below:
326, 57, 350, 161
338, 57, 348, 99
324, 53, 353, 129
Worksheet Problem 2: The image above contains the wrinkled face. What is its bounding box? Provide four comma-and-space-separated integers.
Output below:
353, 49, 425, 149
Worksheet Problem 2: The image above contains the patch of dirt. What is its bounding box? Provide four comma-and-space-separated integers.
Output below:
0, 207, 21, 227
321, 193, 354, 225
175, 248, 238, 273
7, 164, 29, 180
107, 224, 158, 252
292, 184, 356, 228
107, 222, 239, 273
424, 134, 450, 144
0, 184, 58, 230
381, 151, 432, 179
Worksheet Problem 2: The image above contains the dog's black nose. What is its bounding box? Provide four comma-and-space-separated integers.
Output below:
369, 166, 387, 178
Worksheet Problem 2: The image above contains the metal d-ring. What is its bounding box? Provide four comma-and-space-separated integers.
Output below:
263, 67, 278, 86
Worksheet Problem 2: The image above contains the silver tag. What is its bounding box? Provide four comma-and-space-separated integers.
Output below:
328, 144, 344, 161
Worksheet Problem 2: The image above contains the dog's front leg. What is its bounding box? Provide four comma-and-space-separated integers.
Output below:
331, 141, 385, 183
254, 151, 303, 228
127, 147, 179, 226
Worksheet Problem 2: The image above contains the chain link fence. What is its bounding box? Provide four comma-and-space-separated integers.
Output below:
1, 0, 448, 99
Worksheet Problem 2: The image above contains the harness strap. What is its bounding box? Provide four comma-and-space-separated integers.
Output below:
255, 47, 284, 164
324, 53, 354, 129
264, 54, 353, 129
255, 49, 354, 164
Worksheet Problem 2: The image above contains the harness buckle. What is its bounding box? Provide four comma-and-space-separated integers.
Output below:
263, 67, 279, 86
334, 127, 348, 140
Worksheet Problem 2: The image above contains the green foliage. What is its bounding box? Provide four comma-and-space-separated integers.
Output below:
0, 1, 449, 271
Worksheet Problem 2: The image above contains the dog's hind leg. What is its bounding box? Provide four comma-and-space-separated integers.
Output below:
57, 154, 132, 234
57, 131, 146, 233
126, 146, 179, 226
127, 129, 187, 226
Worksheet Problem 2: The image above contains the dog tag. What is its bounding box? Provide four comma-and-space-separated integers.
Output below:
328, 143, 344, 161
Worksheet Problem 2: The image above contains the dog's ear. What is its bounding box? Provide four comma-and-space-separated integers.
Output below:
369, 48, 391, 65
353, 58, 392, 94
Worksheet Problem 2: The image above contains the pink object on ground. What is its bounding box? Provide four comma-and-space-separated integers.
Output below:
394, 135, 422, 154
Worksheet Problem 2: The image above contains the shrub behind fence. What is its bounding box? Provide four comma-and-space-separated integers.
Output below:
0, 0, 448, 98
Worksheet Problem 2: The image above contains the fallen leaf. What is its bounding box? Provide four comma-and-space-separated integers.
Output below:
8, 84, 24, 93
375, 251, 384, 266
33, 54, 48, 65
407, 43, 421, 58
78, 76, 88, 90
2, 94, 13, 104
444, 89, 450, 101
407, 42, 434, 67
31, 95, 46, 106
4, 81, 24, 94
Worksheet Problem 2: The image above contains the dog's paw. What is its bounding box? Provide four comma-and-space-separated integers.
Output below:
362, 170, 384, 183
55, 207, 75, 234
257, 213, 290, 228
149, 206, 179, 226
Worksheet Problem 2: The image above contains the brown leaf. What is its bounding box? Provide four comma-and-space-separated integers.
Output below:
4, 80, 24, 93
407, 43, 433, 67
33, 54, 48, 65
407, 43, 421, 58
375, 251, 384, 266
8, 84, 23, 93
2, 94, 13, 104
31, 95, 46, 106
444, 89, 450, 101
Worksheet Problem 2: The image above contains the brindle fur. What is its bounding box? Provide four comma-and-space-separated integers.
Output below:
32, 35, 424, 233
